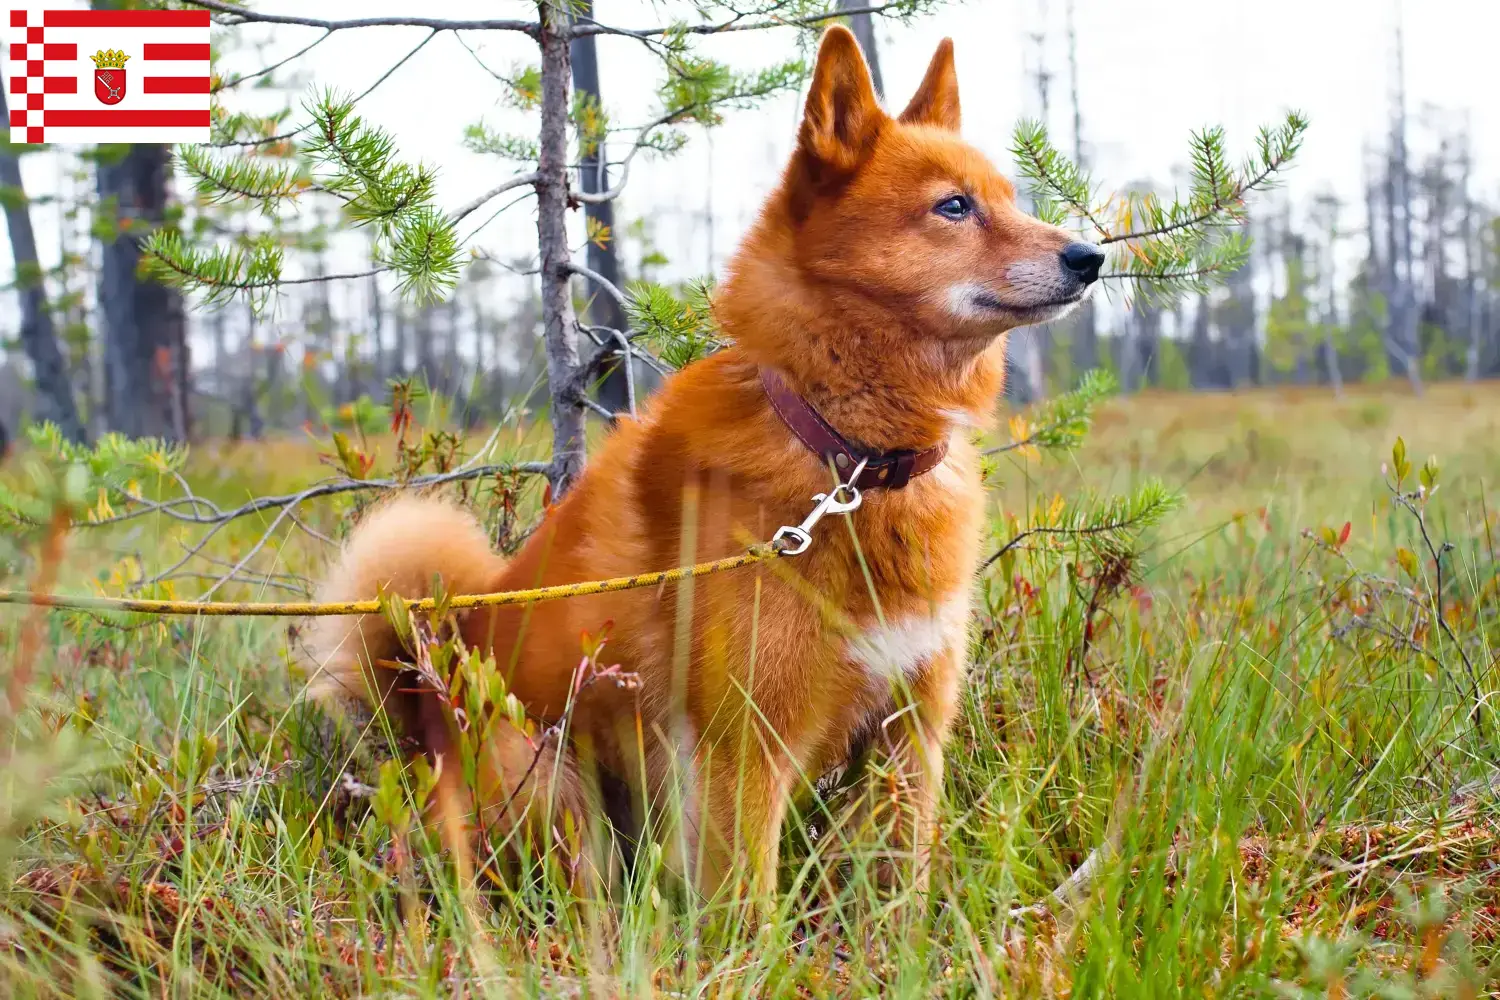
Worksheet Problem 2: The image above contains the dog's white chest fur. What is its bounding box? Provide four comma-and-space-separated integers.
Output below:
845, 591, 972, 683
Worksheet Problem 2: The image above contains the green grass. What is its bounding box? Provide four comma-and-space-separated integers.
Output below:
2, 382, 1498, 997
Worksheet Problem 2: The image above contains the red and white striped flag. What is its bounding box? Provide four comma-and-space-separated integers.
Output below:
4, 3, 210, 144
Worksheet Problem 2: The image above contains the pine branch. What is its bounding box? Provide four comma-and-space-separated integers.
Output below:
982, 480, 1181, 572
180, 91, 462, 304
984, 369, 1117, 457
139, 230, 286, 308
176, 143, 309, 212
625, 279, 724, 369
1100, 121, 1303, 246
1010, 119, 1111, 235
1013, 112, 1308, 305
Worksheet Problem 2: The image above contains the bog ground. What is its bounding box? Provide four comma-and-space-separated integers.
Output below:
2, 382, 1498, 997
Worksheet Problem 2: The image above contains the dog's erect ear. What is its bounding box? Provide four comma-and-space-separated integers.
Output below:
899, 38, 960, 131
798, 25, 885, 174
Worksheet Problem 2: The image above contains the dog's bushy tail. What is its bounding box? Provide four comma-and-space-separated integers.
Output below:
303, 494, 599, 882
303, 493, 504, 722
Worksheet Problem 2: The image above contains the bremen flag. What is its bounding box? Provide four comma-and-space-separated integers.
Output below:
5, 5, 210, 144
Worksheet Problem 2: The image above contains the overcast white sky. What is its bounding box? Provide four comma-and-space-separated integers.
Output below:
4, 0, 1498, 335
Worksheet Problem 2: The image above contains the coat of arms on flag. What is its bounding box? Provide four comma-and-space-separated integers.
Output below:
4, 4, 210, 144
92, 47, 128, 105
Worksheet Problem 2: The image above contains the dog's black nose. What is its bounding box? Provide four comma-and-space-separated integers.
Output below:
1060, 242, 1106, 284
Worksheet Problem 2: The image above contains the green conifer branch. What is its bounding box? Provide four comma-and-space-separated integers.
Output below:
1012, 111, 1308, 305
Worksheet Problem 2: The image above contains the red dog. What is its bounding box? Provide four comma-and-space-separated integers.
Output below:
307, 25, 1101, 899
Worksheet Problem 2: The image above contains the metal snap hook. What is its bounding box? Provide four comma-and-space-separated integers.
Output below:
771, 457, 868, 557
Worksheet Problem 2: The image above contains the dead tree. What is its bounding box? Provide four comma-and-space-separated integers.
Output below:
97, 144, 190, 440
0, 86, 87, 442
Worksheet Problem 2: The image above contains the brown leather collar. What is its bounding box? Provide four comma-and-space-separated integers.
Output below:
760, 367, 948, 491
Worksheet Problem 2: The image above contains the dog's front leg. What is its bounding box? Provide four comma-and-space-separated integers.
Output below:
825, 651, 961, 894
689, 741, 796, 906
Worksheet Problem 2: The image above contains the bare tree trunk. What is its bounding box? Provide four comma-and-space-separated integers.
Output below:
569, 1, 631, 414
395, 306, 411, 378
538, 1, 585, 496
1389, 15, 1423, 394
1136, 304, 1162, 387
1008, 0, 1052, 404
1461, 141, 1482, 382
54, 145, 94, 432
1322, 321, 1344, 396
368, 268, 386, 394
242, 299, 265, 439
210, 308, 227, 425
1117, 314, 1137, 393
442, 297, 460, 398
97, 144, 189, 440
1221, 224, 1258, 388
1314, 197, 1345, 397
416, 304, 435, 387
0, 87, 86, 443
838, 0, 884, 98
1319, 235, 1344, 396
1062, 0, 1097, 380
1188, 294, 1214, 388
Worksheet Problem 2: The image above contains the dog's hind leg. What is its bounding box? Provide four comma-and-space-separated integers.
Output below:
427, 709, 604, 896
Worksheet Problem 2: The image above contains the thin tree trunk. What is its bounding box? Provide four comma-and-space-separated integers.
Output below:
538, 1, 585, 496
242, 300, 265, 439
1390, 14, 1423, 394
416, 304, 435, 387
569, 0, 631, 415
369, 269, 385, 394
1322, 322, 1344, 397
445, 297, 460, 399
1461, 144, 1482, 382
1188, 294, 1213, 388
0, 87, 86, 442
838, 0, 884, 98
211, 308, 227, 431
1062, 0, 1097, 381
97, 144, 189, 440
395, 306, 411, 378
1010, 1, 1052, 404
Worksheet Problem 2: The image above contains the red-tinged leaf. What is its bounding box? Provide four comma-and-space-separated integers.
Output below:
1338, 521, 1351, 546
1132, 585, 1154, 615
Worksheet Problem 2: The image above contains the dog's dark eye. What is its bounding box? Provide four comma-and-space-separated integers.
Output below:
934, 195, 973, 221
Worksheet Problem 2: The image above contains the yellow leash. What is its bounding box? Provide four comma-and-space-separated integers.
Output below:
0, 449, 876, 621
0, 544, 784, 618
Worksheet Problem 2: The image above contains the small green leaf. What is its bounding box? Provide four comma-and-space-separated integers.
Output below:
1419, 455, 1439, 492
1391, 437, 1410, 485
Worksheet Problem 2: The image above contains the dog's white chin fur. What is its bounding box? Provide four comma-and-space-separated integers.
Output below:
1014, 293, 1087, 326
943, 280, 1092, 329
